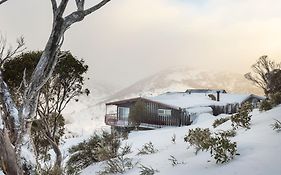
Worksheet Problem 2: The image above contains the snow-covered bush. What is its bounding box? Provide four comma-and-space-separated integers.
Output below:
211, 132, 237, 163
184, 128, 212, 154
66, 131, 120, 175
139, 164, 159, 175
98, 145, 135, 175
218, 130, 237, 137
137, 142, 158, 155
184, 128, 237, 164
231, 102, 253, 130
271, 119, 281, 132
259, 99, 273, 111
213, 117, 230, 128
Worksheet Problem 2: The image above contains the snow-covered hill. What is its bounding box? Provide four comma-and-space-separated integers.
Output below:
81, 106, 281, 175
104, 67, 263, 103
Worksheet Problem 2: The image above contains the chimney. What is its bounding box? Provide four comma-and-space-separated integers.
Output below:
216, 91, 220, 101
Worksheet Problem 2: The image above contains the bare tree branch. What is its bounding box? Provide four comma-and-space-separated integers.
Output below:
0, 0, 7, 5
84, 0, 111, 16
75, 0, 85, 11
50, 0, 58, 17
64, 0, 111, 28
56, 0, 69, 17
0, 35, 25, 66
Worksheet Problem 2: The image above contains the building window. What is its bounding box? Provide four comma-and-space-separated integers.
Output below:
118, 107, 130, 121
158, 109, 172, 116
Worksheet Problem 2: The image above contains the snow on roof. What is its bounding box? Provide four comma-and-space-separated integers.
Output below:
147, 92, 262, 109
185, 89, 227, 93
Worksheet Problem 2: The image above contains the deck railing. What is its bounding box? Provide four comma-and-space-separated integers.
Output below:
105, 113, 191, 128
140, 114, 191, 127
105, 114, 118, 126
105, 114, 130, 127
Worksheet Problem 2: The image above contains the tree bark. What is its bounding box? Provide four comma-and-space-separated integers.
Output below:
45, 132, 62, 167
0, 0, 7, 5
0, 129, 20, 175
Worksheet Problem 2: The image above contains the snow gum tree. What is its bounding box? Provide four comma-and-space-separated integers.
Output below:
0, 0, 112, 174
244, 55, 281, 96
2, 51, 88, 169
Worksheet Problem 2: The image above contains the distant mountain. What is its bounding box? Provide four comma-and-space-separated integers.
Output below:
103, 67, 263, 103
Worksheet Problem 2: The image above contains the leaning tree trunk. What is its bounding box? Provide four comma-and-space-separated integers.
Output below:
0, 130, 20, 175
44, 133, 62, 168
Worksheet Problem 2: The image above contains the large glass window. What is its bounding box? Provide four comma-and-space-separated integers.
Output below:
158, 109, 172, 116
118, 107, 130, 121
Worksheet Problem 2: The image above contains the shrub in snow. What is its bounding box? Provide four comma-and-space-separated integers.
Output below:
259, 99, 273, 111
210, 132, 237, 164
98, 145, 135, 175
231, 102, 253, 130
120, 130, 129, 140
271, 119, 281, 133
66, 131, 120, 175
139, 164, 159, 175
184, 128, 238, 164
171, 134, 176, 144
218, 129, 237, 138
41, 164, 63, 175
168, 155, 185, 167
184, 128, 212, 154
137, 142, 158, 155
212, 117, 230, 128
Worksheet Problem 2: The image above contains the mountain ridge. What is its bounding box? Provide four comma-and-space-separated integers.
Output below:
102, 67, 263, 103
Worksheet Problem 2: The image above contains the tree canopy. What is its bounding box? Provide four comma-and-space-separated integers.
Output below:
244, 55, 281, 96
2, 50, 89, 167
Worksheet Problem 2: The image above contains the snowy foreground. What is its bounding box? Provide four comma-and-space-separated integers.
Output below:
82, 106, 281, 175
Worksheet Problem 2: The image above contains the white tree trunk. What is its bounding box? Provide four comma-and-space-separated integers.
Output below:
0, 0, 112, 174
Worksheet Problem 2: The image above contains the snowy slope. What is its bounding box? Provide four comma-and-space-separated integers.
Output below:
62, 79, 117, 135
81, 106, 281, 175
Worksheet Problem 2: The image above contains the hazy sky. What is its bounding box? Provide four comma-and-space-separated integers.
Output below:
1, 0, 281, 88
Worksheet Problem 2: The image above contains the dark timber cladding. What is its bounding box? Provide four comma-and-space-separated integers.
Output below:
106, 97, 191, 127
